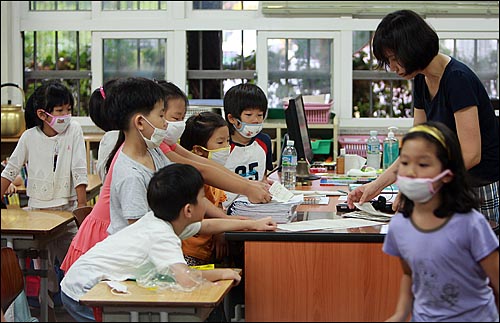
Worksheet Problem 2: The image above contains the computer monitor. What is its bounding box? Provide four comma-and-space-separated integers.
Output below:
284, 94, 319, 180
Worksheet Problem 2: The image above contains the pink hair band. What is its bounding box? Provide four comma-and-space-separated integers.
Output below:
99, 86, 106, 99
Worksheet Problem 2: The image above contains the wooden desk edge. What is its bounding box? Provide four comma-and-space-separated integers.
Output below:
80, 278, 237, 308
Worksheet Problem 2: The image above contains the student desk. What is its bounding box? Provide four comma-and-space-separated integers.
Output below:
225, 180, 401, 322
1, 208, 75, 322
14, 173, 102, 203
80, 279, 237, 322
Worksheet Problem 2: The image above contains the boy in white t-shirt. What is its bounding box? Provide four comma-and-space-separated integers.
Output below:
60, 163, 276, 322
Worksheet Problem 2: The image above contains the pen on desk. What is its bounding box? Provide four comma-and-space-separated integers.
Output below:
338, 190, 349, 195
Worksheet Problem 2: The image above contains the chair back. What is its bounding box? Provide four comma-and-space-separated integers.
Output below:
72, 206, 93, 228
1, 247, 24, 313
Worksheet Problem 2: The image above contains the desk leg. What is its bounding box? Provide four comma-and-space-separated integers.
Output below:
130, 311, 139, 322
159, 312, 168, 322
40, 256, 48, 322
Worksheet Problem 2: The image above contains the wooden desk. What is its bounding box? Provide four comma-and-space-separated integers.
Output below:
1, 209, 75, 322
80, 279, 236, 322
225, 178, 401, 322
15, 173, 102, 202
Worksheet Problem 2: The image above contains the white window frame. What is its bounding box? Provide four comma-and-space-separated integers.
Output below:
257, 31, 341, 114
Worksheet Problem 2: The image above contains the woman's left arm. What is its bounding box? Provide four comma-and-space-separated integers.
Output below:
454, 106, 481, 169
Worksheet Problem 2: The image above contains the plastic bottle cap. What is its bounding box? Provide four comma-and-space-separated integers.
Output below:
287, 140, 294, 146
370, 130, 378, 136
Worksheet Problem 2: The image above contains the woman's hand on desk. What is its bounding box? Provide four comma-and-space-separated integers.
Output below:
347, 181, 381, 209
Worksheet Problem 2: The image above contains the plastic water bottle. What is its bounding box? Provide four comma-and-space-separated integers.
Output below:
366, 130, 381, 169
383, 126, 399, 169
281, 140, 298, 189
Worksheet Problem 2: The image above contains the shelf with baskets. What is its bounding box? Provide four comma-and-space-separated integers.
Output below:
262, 117, 338, 166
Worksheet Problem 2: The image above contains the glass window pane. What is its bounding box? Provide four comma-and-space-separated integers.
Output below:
102, 1, 167, 10
103, 38, 166, 81
222, 30, 256, 70
267, 38, 332, 108
37, 31, 57, 70
440, 38, 498, 98
30, 1, 91, 11
352, 31, 413, 118
193, 1, 258, 10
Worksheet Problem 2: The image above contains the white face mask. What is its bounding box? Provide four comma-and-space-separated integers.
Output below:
45, 112, 71, 134
195, 146, 231, 166
139, 116, 168, 149
234, 119, 263, 139
164, 120, 186, 145
208, 146, 231, 165
396, 169, 452, 203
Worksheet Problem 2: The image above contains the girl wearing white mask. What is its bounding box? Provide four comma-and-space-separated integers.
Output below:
0, 80, 88, 310
179, 111, 246, 266
383, 121, 499, 322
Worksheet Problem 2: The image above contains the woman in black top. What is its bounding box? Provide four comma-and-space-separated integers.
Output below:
348, 10, 499, 222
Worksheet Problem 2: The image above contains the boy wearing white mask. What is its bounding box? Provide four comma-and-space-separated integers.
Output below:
383, 121, 499, 322
223, 83, 273, 207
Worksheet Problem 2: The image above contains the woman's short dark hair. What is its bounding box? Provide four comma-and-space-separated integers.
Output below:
372, 10, 439, 75
399, 121, 479, 218
147, 164, 204, 222
180, 111, 227, 151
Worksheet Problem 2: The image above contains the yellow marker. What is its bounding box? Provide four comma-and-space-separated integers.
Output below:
190, 264, 215, 270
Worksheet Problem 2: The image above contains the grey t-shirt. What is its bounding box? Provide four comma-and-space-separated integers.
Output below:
108, 148, 173, 235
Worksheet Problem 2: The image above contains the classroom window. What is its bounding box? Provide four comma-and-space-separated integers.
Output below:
352, 31, 413, 119
192, 1, 258, 10
439, 38, 498, 98
187, 30, 257, 99
102, 38, 167, 82
29, 1, 91, 11
101, 1, 167, 11
23, 30, 92, 116
266, 38, 332, 108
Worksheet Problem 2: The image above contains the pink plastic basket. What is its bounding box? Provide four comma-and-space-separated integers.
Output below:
284, 101, 332, 124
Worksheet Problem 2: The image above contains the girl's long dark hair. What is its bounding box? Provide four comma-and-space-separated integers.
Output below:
399, 121, 479, 218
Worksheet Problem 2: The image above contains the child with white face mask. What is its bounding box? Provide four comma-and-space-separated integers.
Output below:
0, 80, 88, 308
222, 83, 274, 208
179, 111, 245, 266
62, 80, 271, 274
383, 121, 499, 322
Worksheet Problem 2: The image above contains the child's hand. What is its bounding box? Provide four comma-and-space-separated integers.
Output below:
219, 268, 241, 285
246, 181, 272, 204
5, 183, 17, 196
252, 216, 277, 231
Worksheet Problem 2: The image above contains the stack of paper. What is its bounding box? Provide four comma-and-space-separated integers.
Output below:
341, 202, 394, 222
227, 195, 303, 224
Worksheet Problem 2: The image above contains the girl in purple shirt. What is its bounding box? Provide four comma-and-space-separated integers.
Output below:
383, 121, 498, 322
